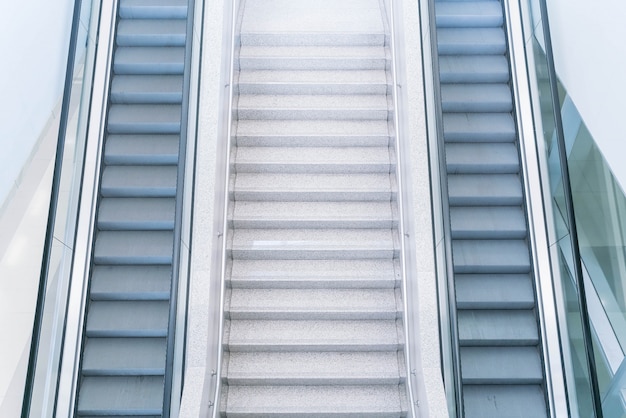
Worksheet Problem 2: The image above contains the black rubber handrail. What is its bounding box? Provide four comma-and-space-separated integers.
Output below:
537, 1, 603, 416
21, 0, 84, 416
422, 0, 464, 415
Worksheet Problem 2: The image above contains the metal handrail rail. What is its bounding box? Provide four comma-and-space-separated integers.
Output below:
537, 1, 603, 416
21, 0, 84, 415
423, 0, 464, 415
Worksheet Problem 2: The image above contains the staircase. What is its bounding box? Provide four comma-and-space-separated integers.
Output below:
219, 0, 409, 416
434, 0, 548, 416
74, 0, 191, 415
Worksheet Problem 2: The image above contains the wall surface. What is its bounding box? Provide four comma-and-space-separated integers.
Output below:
0, 1, 75, 205
546, 0, 626, 190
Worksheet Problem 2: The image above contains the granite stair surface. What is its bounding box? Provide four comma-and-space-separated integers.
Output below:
434, 0, 549, 416
219, 0, 408, 416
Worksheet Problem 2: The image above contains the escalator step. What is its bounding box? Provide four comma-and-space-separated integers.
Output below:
460, 346, 543, 383
98, 197, 175, 230
463, 385, 548, 418
81, 337, 166, 375
93, 230, 174, 264
457, 309, 538, 345
90, 265, 172, 300
445, 143, 519, 174
119, 0, 187, 20
76, 376, 164, 416
436, 1, 503, 28
108, 104, 181, 134
450, 206, 526, 239
443, 113, 515, 142
437, 27, 506, 55
452, 239, 531, 273
85, 300, 169, 337
447, 173, 522, 205
441, 83, 512, 112
111, 75, 183, 104
114, 46, 185, 75
455, 274, 536, 309
101, 165, 177, 197
104, 134, 179, 165
439, 55, 509, 83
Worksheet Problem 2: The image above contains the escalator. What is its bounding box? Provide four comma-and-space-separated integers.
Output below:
73, 0, 192, 415
217, 0, 410, 415
433, 0, 549, 416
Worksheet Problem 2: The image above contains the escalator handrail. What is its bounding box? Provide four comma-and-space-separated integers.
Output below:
21, 0, 84, 416
536, 0, 603, 416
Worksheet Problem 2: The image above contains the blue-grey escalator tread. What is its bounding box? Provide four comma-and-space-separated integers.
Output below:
93, 230, 174, 264
107, 104, 181, 134
439, 55, 509, 83
81, 337, 166, 375
460, 346, 543, 383
447, 173, 522, 205
90, 265, 171, 300
445, 143, 519, 174
455, 274, 535, 309
114, 46, 185, 75
119, 0, 187, 19
85, 300, 169, 337
76, 375, 163, 416
98, 197, 175, 230
442, 113, 515, 142
111, 75, 184, 104
437, 27, 506, 55
452, 239, 530, 273
441, 83, 512, 112
101, 165, 177, 197
463, 385, 548, 418
457, 309, 538, 345
116, 19, 187, 47
105, 134, 180, 164
450, 206, 526, 238
435, 1, 503, 28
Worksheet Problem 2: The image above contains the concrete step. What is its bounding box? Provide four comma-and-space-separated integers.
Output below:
90, 265, 171, 301
230, 228, 397, 260
224, 351, 404, 385
81, 337, 166, 375
238, 70, 388, 95
232, 201, 395, 229
240, 32, 386, 47
119, 0, 187, 19
443, 113, 515, 142
236, 119, 391, 147
457, 309, 539, 345
463, 385, 548, 418
235, 146, 391, 173
435, 1, 503, 28
234, 173, 395, 201
229, 259, 399, 289
452, 239, 531, 274
226, 319, 402, 352
110, 75, 183, 104
114, 46, 184, 75
455, 274, 536, 309
97, 197, 175, 230
450, 206, 526, 239
237, 94, 389, 120
222, 384, 407, 417
101, 165, 177, 197
107, 104, 181, 134
239, 45, 388, 70
441, 83, 512, 112
227, 288, 399, 320
76, 375, 163, 416
104, 134, 179, 165
439, 55, 509, 83
447, 174, 522, 205
437, 28, 506, 55
446, 143, 519, 174
461, 346, 544, 384
116, 19, 186, 47
94, 230, 173, 265
85, 301, 169, 337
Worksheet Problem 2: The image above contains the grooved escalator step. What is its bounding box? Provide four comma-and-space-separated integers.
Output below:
90, 265, 172, 300
101, 165, 177, 197
460, 346, 544, 384
441, 83, 512, 112
76, 375, 163, 416
105, 134, 179, 165
463, 385, 548, 418
111, 75, 183, 104
119, 0, 187, 19
437, 28, 506, 55
81, 337, 166, 375
435, 1, 503, 28
98, 197, 175, 230
94, 230, 174, 265
228, 288, 399, 320
439, 55, 509, 83
457, 309, 539, 345
442, 113, 515, 142
450, 206, 526, 239
224, 351, 405, 386
114, 46, 185, 75
116, 19, 186, 47
108, 104, 181, 134
85, 300, 169, 337
447, 174, 522, 205
455, 274, 536, 309
446, 143, 519, 174
452, 239, 531, 273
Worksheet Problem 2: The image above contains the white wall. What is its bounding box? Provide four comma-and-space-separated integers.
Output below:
0, 1, 75, 206
546, 0, 626, 190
